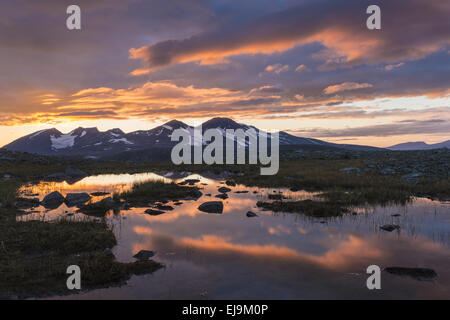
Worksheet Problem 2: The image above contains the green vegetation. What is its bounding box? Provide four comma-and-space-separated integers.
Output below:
0, 181, 163, 298
257, 199, 349, 217
115, 180, 202, 206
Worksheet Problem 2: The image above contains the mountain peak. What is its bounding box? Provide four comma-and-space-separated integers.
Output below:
202, 117, 241, 129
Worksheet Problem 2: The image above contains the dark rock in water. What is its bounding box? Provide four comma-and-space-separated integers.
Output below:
218, 187, 232, 194
145, 209, 165, 216
235, 191, 249, 194
100, 197, 116, 209
133, 250, 155, 260
65, 166, 87, 178
174, 202, 183, 206
246, 211, 258, 217
205, 194, 212, 197
268, 194, 285, 200
184, 179, 200, 186
380, 224, 400, 232
65, 193, 91, 207
90, 192, 110, 196
77, 197, 116, 215
225, 180, 237, 186
385, 267, 437, 281
42, 191, 65, 209
184, 189, 203, 200
155, 204, 174, 211
198, 201, 223, 214
215, 193, 229, 200
253, 191, 259, 194
391, 214, 401, 217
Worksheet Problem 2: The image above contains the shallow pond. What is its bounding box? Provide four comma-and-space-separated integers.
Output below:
18, 172, 450, 299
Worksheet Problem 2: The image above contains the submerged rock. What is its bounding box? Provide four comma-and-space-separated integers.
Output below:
225, 180, 237, 186
133, 250, 156, 260
155, 204, 174, 211
65, 193, 91, 207
246, 211, 258, 217
90, 192, 110, 196
218, 187, 232, 194
385, 267, 437, 281
380, 224, 400, 232
145, 209, 165, 216
215, 193, 229, 200
198, 201, 223, 214
42, 191, 65, 209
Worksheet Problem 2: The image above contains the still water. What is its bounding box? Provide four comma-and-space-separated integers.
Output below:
18, 172, 450, 299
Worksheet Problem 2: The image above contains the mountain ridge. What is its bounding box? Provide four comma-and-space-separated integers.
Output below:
3, 117, 382, 158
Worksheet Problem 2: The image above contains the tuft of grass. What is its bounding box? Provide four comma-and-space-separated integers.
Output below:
0, 181, 163, 299
115, 180, 202, 206
257, 199, 349, 217
0, 180, 21, 208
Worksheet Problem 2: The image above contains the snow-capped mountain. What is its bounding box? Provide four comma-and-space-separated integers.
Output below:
3, 118, 379, 158
388, 140, 450, 151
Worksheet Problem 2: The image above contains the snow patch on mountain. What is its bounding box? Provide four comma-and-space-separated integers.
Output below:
50, 134, 76, 150
109, 138, 134, 145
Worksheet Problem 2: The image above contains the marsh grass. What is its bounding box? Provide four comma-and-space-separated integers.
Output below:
0, 181, 163, 298
115, 179, 202, 206
257, 199, 349, 217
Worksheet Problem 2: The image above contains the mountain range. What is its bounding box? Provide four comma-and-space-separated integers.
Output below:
387, 140, 450, 151
5, 117, 446, 160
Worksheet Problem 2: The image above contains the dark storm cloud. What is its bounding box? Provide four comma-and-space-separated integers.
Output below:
131, 0, 450, 70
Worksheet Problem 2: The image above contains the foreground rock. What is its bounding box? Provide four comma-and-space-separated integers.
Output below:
385, 267, 437, 281
42, 191, 65, 209
65, 193, 91, 207
133, 250, 156, 260
198, 201, 223, 214
380, 224, 400, 232
246, 211, 258, 217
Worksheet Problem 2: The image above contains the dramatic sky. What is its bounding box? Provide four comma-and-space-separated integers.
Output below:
0, 0, 449, 147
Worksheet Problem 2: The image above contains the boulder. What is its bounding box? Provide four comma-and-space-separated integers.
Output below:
215, 193, 229, 200
65, 193, 91, 207
380, 224, 400, 232
42, 191, 65, 209
133, 250, 155, 260
155, 204, 174, 211
225, 180, 237, 186
218, 187, 232, 194
198, 201, 223, 214
145, 209, 165, 216
246, 211, 258, 217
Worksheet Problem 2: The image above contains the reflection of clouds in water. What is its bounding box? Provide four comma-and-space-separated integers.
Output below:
15, 172, 450, 299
